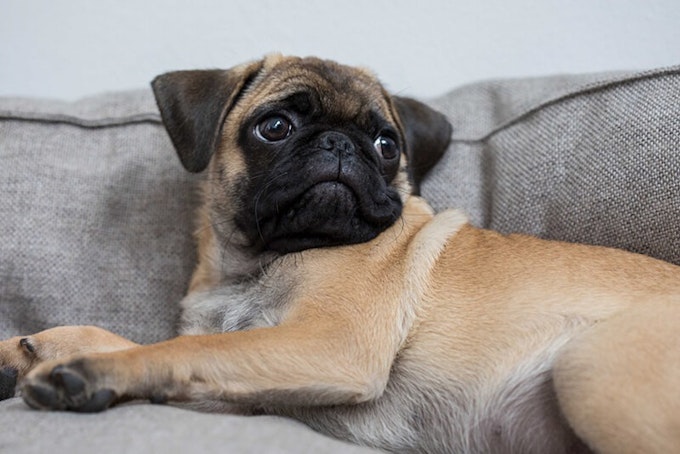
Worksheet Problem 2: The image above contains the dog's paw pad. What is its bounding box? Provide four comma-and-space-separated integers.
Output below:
50, 366, 87, 404
0, 366, 18, 400
76, 389, 117, 413
22, 382, 62, 410
22, 365, 117, 412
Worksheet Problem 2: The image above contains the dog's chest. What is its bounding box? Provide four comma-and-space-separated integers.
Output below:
177, 273, 295, 335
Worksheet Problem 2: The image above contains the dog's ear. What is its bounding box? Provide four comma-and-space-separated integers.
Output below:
393, 96, 452, 195
151, 60, 263, 173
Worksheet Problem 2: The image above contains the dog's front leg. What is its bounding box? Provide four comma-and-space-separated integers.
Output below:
20, 316, 398, 412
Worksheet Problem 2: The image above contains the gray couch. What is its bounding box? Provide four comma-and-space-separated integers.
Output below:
1, 65, 679, 453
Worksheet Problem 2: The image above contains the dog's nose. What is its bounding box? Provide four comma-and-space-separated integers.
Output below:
318, 132, 355, 154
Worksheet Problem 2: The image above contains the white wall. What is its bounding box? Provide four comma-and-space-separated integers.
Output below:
2, 0, 679, 100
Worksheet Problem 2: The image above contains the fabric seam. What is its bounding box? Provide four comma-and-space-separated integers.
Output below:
450, 66, 680, 143
0, 112, 162, 129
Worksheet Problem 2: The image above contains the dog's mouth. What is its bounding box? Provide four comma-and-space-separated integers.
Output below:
253, 178, 402, 255
287, 181, 359, 220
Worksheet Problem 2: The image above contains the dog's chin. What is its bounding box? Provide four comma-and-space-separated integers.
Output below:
261, 181, 402, 255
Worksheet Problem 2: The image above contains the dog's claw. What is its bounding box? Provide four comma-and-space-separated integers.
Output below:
149, 393, 168, 405
0, 366, 18, 400
22, 365, 117, 412
19, 337, 36, 354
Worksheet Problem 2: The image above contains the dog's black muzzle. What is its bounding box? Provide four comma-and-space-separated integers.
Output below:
237, 131, 403, 254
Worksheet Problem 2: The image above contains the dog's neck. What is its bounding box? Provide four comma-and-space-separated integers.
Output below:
187, 202, 275, 292
188, 196, 438, 293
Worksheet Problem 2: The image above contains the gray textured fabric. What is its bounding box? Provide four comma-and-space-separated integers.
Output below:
0, 398, 375, 453
1, 66, 680, 452
0, 90, 196, 344
424, 66, 680, 264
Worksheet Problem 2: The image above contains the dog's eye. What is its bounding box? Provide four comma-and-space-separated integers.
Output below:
255, 116, 293, 142
374, 136, 399, 160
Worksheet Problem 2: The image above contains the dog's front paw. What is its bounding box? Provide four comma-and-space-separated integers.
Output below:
21, 361, 117, 412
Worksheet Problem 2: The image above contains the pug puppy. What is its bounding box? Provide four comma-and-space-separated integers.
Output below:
1, 55, 678, 454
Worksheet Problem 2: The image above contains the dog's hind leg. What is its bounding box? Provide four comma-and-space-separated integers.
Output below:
553, 301, 680, 454
0, 326, 138, 400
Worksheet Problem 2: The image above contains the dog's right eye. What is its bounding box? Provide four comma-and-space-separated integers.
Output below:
255, 116, 293, 142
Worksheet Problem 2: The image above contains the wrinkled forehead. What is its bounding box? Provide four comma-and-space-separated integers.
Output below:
242, 57, 396, 123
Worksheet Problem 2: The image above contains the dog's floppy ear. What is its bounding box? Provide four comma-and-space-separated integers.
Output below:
393, 96, 452, 195
151, 60, 263, 173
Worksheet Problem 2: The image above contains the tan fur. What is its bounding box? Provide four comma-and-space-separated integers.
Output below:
2, 56, 679, 454
554, 303, 680, 453
0, 326, 136, 377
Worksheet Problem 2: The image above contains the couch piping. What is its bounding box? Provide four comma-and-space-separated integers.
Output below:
450, 65, 680, 143
0, 112, 162, 129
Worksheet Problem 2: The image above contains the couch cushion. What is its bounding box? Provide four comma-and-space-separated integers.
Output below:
0, 90, 196, 343
0, 397, 376, 453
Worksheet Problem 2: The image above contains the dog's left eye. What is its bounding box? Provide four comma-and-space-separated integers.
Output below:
255, 116, 293, 142
374, 136, 399, 160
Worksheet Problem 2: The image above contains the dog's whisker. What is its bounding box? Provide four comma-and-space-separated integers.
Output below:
252, 171, 290, 244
